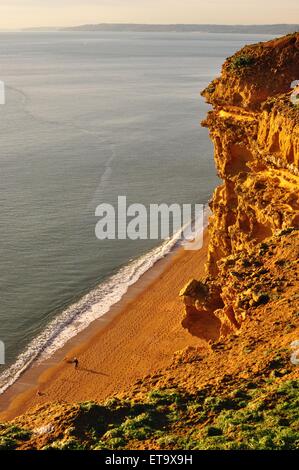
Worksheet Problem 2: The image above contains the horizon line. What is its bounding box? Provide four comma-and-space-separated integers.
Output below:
1, 22, 298, 33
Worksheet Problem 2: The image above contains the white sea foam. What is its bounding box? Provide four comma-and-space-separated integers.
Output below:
0, 206, 210, 395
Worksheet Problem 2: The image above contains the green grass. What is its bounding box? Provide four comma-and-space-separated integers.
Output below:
1, 376, 298, 450
0, 425, 32, 450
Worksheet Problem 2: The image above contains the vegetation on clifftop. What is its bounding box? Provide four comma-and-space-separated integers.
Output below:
1, 357, 298, 450
230, 54, 255, 70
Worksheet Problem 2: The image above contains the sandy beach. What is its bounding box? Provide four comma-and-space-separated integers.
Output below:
0, 232, 217, 421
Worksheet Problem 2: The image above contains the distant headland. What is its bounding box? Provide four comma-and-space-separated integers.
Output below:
22, 24, 299, 34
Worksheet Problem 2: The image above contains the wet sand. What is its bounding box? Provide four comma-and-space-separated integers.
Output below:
0, 232, 216, 421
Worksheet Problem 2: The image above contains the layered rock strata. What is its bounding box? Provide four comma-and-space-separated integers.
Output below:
181, 33, 299, 337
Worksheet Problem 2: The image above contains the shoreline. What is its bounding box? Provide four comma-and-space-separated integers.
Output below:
0, 212, 208, 398
0, 230, 215, 421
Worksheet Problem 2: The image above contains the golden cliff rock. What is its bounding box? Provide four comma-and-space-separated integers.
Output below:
181, 33, 299, 337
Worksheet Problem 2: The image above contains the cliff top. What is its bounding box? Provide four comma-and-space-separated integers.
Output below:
202, 33, 299, 110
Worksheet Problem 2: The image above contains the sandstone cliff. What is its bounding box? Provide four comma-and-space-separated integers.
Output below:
181, 33, 299, 337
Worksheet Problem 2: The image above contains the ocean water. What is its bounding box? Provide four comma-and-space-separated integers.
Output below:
0, 31, 273, 393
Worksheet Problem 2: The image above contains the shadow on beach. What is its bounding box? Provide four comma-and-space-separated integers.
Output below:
78, 367, 109, 377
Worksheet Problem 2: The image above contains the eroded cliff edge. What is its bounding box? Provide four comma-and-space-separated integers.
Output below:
181, 33, 299, 338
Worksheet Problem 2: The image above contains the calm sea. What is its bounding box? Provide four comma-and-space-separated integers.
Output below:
0, 31, 273, 392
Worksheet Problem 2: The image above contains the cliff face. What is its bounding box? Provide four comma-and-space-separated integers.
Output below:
181, 33, 299, 337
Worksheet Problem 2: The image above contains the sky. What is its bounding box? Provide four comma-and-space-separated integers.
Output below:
0, 0, 298, 30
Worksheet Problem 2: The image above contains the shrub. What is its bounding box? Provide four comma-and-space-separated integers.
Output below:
203, 396, 237, 412
205, 426, 223, 437
79, 401, 98, 412
94, 437, 126, 450
147, 389, 183, 405
157, 434, 179, 448
0, 436, 18, 450
42, 438, 87, 450
231, 55, 255, 69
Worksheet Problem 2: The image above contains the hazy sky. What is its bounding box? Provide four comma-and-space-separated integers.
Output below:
0, 0, 298, 30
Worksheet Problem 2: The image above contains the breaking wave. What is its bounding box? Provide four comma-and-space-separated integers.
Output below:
0, 206, 210, 395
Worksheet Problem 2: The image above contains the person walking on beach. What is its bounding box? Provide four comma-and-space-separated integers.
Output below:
65, 356, 79, 369
73, 357, 79, 369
